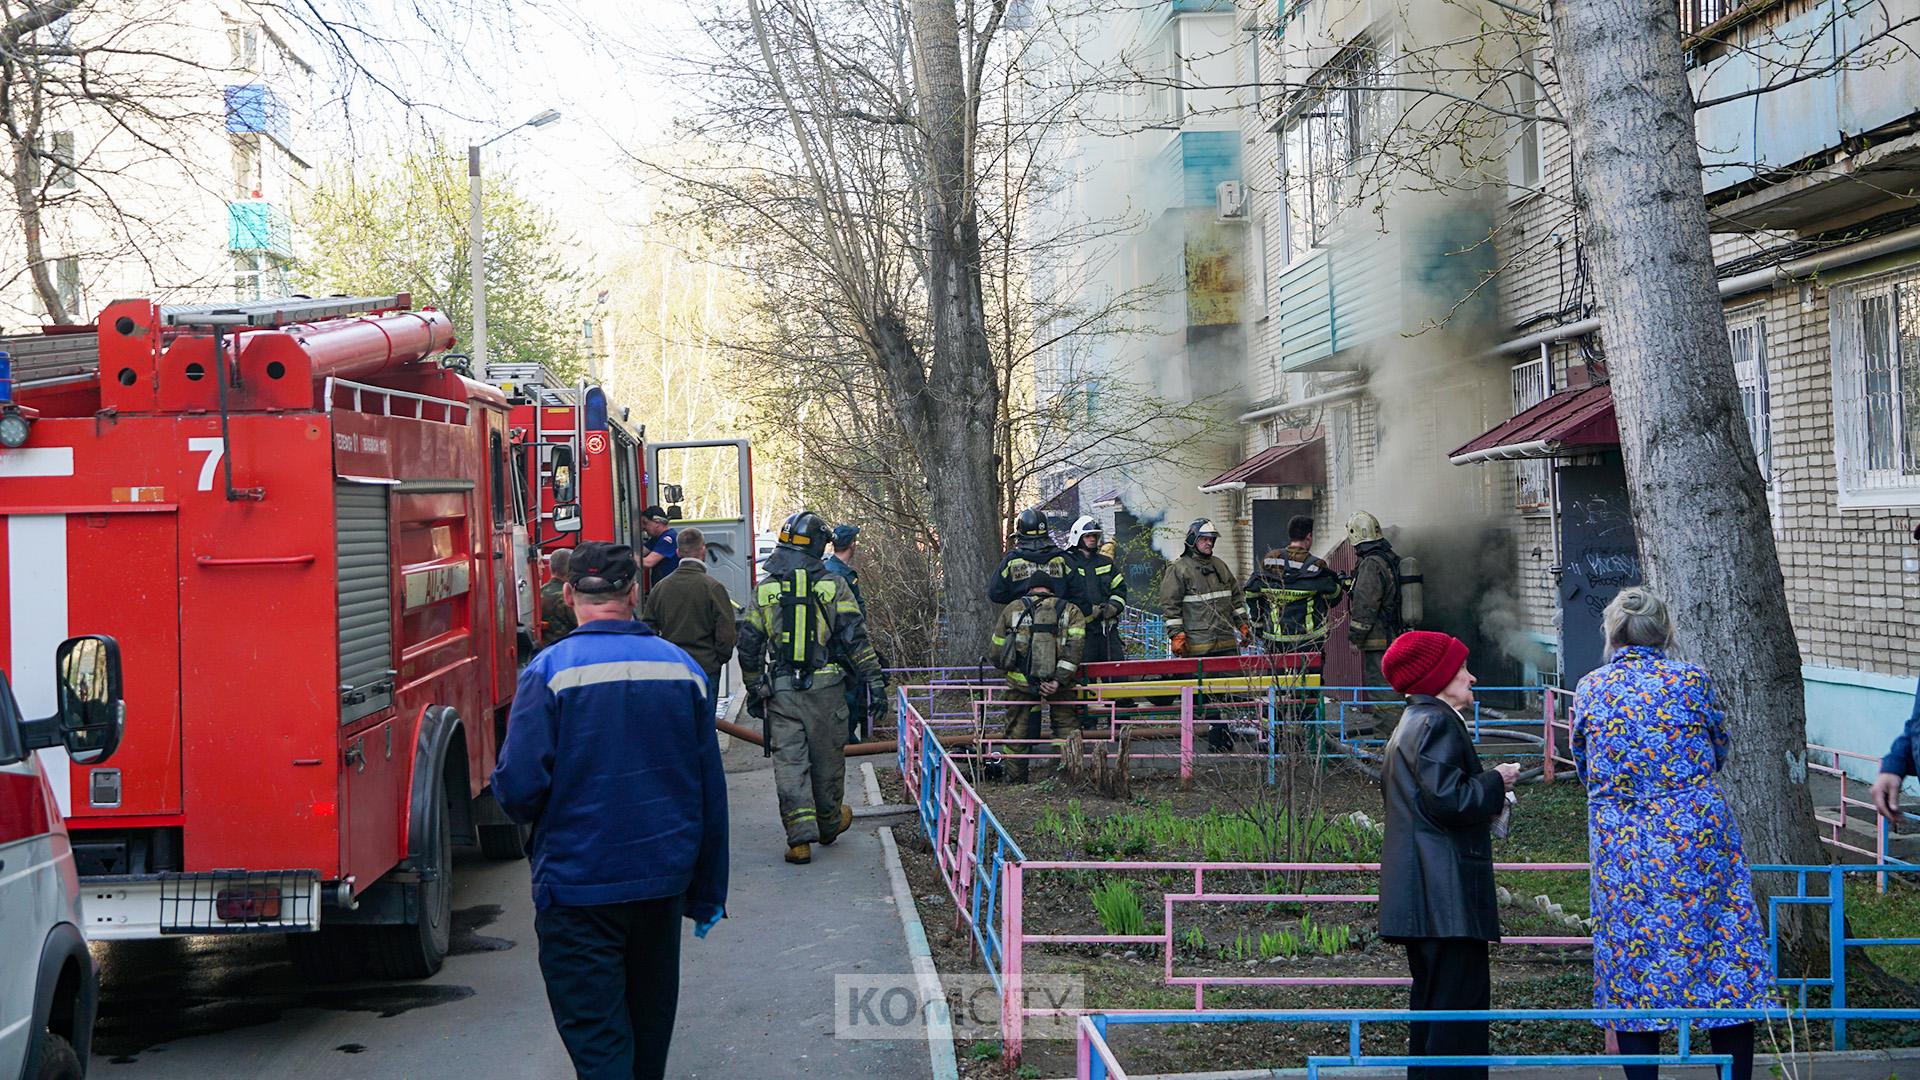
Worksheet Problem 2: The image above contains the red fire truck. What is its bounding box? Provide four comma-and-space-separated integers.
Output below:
0, 295, 536, 979
493, 362, 758, 641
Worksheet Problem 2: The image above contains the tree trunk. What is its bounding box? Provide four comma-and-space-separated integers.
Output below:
1546, 0, 1827, 959
907, 0, 1001, 665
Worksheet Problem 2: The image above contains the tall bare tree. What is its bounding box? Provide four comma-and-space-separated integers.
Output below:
1545, 0, 1827, 949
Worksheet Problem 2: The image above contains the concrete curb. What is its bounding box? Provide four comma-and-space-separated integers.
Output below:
878, 824, 962, 1080
1058, 1044, 1920, 1080
862, 760, 886, 808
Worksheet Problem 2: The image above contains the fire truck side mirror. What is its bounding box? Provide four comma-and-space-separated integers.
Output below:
552, 503, 582, 533
55, 635, 123, 766
548, 445, 578, 505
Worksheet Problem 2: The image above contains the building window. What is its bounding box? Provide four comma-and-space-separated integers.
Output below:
1249, 216, 1269, 317
1506, 49, 1543, 194
1726, 307, 1771, 486
1278, 39, 1389, 263
1327, 405, 1353, 490
1829, 266, 1920, 506
53, 256, 80, 317
229, 24, 260, 71
1511, 357, 1550, 510
233, 135, 262, 199
29, 132, 76, 192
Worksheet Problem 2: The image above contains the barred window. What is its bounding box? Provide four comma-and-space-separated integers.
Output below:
1726, 308, 1772, 486
1828, 266, 1920, 507
1510, 357, 1549, 511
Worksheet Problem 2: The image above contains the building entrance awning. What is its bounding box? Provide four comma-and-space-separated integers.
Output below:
1449, 384, 1619, 464
1199, 429, 1324, 493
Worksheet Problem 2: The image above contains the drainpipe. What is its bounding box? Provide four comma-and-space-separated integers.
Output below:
1485, 223, 1920, 357
1237, 381, 1366, 424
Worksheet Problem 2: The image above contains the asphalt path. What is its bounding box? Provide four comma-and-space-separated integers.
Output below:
85, 738, 932, 1080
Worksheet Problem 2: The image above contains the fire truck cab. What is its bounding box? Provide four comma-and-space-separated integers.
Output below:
496, 364, 758, 642
0, 295, 530, 980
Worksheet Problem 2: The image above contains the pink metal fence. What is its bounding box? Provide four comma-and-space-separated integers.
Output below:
1807, 740, 1908, 888
900, 684, 1910, 1063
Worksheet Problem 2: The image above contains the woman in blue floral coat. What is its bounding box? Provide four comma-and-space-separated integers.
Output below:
1571, 587, 1773, 1080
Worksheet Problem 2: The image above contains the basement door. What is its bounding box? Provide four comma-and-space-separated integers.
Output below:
1555, 452, 1642, 685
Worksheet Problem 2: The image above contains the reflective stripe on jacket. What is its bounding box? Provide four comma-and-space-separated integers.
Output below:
1159, 553, 1248, 653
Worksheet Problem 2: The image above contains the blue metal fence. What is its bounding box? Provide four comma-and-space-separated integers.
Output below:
1079, 1006, 1920, 1080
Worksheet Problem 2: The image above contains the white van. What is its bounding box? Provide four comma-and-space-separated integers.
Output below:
1, 636, 125, 1080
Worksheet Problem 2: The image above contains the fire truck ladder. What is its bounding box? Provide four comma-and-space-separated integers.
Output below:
2, 294, 420, 391
157, 293, 414, 329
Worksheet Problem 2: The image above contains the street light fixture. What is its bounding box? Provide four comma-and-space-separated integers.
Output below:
469, 109, 563, 382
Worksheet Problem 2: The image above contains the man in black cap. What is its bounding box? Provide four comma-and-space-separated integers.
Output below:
823, 523, 870, 741
493, 541, 729, 1080
640, 505, 680, 589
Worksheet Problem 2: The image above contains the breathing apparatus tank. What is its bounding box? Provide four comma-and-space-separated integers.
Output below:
1397, 554, 1424, 629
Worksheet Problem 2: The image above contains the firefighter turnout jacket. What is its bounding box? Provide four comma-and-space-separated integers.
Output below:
1065, 547, 1126, 622
1160, 552, 1249, 655
1348, 540, 1403, 651
1247, 544, 1344, 646
988, 543, 1072, 606
991, 592, 1088, 692
738, 561, 887, 697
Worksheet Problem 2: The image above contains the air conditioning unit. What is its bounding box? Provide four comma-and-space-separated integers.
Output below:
1216, 181, 1247, 220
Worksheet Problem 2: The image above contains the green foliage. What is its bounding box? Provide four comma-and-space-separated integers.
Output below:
1090, 878, 1149, 937
965, 1040, 1000, 1061
1179, 926, 1207, 953
296, 140, 586, 379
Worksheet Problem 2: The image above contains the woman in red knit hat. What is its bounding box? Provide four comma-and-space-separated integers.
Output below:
1375, 630, 1521, 1080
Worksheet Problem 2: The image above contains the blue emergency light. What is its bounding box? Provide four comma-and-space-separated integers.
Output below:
0, 349, 31, 449
584, 385, 609, 432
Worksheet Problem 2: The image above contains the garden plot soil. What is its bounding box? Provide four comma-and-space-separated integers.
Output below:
878, 749, 1920, 1078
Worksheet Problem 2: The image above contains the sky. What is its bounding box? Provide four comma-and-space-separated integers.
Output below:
308, 0, 705, 278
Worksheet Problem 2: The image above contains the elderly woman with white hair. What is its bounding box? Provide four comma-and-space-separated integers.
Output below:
1570, 587, 1774, 1080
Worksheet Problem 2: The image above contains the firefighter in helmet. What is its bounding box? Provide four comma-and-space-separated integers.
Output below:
989, 559, 1087, 782
1159, 518, 1251, 751
738, 510, 893, 865
988, 508, 1070, 606
1064, 515, 1127, 665
1346, 510, 1414, 736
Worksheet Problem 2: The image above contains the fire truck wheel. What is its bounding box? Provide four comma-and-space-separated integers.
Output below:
477, 821, 530, 861
29, 1032, 82, 1080
366, 771, 454, 979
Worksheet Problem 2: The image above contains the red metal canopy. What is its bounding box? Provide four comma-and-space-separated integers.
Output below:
1448, 383, 1618, 464
1200, 428, 1324, 492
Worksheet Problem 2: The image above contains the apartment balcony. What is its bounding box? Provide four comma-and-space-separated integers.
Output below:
1692, 2, 1920, 232
228, 200, 292, 259
224, 83, 292, 148
1271, 214, 1494, 372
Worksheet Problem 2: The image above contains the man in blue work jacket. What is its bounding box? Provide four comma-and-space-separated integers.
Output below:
1873, 524, 1920, 825
493, 541, 729, 1080
1873, 679, 1920, 823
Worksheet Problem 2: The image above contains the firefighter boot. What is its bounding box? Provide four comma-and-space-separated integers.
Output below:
785, 843, 812, 865
818, 804, 855, 846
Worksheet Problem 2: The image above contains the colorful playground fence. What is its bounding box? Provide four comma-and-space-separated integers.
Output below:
899, 697, 1920, 1062
1075, 1006, 1920, 1080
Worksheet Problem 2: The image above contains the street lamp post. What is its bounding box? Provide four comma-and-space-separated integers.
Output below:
469, 108, 561, 383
